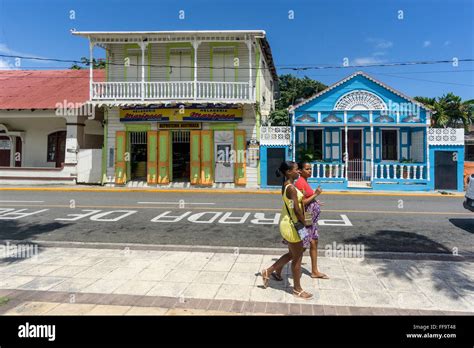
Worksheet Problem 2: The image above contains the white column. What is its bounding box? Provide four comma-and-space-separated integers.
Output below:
140, 42, 146, 101
292, 111, 296, 161
370, 125, 374, 181
426, 125, 430, 181
193, 40, 199, 100
247, 39, 253, 101
89, 42, 94, 100
344, 125, 348, 180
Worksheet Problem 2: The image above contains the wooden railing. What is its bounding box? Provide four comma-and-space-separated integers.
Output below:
374, 163, 426, 180
91, 81, 253, 101
311, 162, 345, 179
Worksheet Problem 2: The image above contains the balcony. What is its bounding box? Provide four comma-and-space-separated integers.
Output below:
91, 81, 254, 103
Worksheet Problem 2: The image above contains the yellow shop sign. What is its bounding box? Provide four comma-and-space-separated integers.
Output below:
120, 104, 243, 122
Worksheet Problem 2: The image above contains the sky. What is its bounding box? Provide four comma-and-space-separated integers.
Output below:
0, 0, 473, 99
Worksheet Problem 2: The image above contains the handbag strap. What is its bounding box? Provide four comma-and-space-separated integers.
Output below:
283, 184, 297, 224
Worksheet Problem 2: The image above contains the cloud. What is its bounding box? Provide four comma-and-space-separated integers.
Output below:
0, 58, 14, 70
423, 40, 431, 48
353, 57, 384, 66
444, 40, 451, 46
0, 43, 48, 64
366, 38, 393, 50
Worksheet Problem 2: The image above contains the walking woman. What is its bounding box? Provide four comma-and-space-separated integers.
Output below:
260, 161, 313, 299
295, 162, 328, 279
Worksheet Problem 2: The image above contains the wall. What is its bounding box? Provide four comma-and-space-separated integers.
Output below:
77, 149, 102, 183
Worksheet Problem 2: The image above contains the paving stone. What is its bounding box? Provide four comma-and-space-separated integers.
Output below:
146, 282, 189, 297
215, 284, 252, 301
182, 283, 221, 299
18, 277, 67, 291
112, 281, 157, 296
2, 301, 60, 315
44, 303, 96, 315
86, 305, 131, 315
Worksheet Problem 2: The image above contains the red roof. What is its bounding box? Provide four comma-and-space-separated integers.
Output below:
0, 69, 105, 109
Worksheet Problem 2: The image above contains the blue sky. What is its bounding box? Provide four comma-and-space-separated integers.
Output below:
0, 0, 473, 99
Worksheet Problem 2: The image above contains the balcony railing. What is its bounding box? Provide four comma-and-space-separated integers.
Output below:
374, 163, 426, 180
310, 162, 346, 179
91, 81, 253, 102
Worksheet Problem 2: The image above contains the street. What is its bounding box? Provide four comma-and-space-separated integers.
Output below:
0, 190, 472, 255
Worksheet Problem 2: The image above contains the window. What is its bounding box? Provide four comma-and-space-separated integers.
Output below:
212, 47, 236, 82
47, 131, 66, 166
169, 48, 192, 81
382, 130, 398, 161
306, 129, 323, 160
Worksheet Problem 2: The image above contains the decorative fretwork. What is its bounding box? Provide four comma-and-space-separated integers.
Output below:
260, 127, 291, 145
427, 128, 464, 146
334, 90, 386, 110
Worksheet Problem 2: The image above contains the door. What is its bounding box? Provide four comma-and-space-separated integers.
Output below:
342, 130, 363, 180
0, 136, 11, 166
266, 148, 286, 186
435, 151, 457, 190
215, 143, 234, 183
169, 48, 192, 81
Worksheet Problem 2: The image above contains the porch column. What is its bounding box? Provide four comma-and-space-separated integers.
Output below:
426, 125, 430, 181
140, 42, 146, 101
344, 125, 348, 180
89, 42, 94, 100
247, 39, 253, 101
292, 111, 296, 161
370, 111, 374, 180
193, 40, 199, 100
65, 115, 86, 166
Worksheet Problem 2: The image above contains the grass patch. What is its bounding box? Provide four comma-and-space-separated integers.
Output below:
0, 296, 10, 306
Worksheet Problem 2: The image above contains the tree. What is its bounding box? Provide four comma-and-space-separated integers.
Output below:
70, 57, 106, 70
415, 93, 474, 130
267, 74, 327, 126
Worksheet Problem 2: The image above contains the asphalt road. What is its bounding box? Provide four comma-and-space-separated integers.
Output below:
0, 190, 472, 255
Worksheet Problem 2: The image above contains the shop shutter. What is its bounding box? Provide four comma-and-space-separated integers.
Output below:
190, 130, 201, 184
331, 129, 340, 161
400, 129, 409, 160
234, 130, 246, 185
115, 131, 127, 184
324, 129, 332, 161
157, 130, 170, 184
147, 131, 158, 184
200, 130, 213, 185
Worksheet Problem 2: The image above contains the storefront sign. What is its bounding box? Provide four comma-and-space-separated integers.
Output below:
0, 139, 11, 150
158, 123, 202, 130
120, 104, 243, 123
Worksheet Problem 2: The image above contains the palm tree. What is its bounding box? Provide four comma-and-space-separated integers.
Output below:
415, 94, 474, 130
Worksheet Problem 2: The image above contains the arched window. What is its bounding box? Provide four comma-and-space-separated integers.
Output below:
47, 131, 66, 167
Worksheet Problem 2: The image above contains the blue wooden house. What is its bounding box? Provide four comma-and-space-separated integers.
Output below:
260, 71, 464, 191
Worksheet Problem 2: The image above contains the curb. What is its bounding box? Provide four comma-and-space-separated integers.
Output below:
0, 186, 465, 197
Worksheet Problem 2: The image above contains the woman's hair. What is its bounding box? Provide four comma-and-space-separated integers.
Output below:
297, 161, 311, 170
275, 161, 296, 178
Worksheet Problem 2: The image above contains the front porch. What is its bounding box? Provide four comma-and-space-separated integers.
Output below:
306, 160, 429, 190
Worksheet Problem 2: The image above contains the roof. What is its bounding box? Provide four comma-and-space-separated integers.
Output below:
71, 29, 278, 84
0, 69, 104, 110
288, 71, 433, 112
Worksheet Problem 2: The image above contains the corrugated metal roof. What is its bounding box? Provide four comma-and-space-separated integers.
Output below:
0, 69, 104, 110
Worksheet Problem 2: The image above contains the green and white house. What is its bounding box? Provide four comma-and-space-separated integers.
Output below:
72, 30, 278, 187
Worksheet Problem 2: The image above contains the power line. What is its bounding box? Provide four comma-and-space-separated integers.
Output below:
372, 73, 474, 87
0, 53, 473, 72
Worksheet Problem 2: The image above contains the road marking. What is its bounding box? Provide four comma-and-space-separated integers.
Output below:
0, 203, 471, 216
137, 202, 215, 205
0, 200, 44, 203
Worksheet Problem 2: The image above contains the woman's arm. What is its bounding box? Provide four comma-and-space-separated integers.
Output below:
302, 186, 322, 206
286, 186, 306, 225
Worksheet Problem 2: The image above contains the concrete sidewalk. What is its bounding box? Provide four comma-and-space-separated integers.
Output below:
0, 246, 473, 315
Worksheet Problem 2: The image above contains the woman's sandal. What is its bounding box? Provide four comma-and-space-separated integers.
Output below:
293, 289, 313, 300
261, 269, 270, 288
271, 272, 283, 281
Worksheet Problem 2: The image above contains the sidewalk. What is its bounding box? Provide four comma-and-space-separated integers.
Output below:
0, 246, 473, 315
0, 184, 465, 197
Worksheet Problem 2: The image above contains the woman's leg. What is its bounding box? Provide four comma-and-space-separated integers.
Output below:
309, 239, 328, 278
262, 250, 292, 277
287, 241, 311, 298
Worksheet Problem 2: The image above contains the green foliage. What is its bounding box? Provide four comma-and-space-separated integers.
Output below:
415, 93, 474, 131
70, 57, 106, 70
296, 144, 322, 162
268, 74, 327, 126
